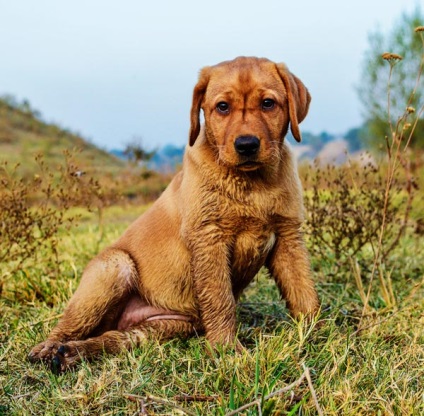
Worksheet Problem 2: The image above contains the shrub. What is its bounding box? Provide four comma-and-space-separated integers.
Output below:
302, 156, 414, 266
0, 150, 120, 294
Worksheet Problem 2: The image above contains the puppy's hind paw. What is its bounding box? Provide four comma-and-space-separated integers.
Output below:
28, 340, 62, 363
50, 345, 69, 375
28, 341, 82, 374
50, 342, 86, 374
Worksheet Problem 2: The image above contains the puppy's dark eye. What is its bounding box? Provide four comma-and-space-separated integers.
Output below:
216, 101, 230, 114
262, 98, 275, 110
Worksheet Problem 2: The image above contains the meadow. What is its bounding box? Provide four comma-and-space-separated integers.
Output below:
1, 155, 423, 415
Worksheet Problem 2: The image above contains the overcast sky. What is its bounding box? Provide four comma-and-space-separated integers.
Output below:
0, 0, 420, 150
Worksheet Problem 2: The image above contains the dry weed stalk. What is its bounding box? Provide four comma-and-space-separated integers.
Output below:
303, 25, 422, 315
361, 27, 424, 315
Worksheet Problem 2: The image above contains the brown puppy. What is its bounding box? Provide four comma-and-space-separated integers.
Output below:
29, 57, 319, 372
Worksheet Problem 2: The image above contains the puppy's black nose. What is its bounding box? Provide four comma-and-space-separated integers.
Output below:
234, 136, 260, 156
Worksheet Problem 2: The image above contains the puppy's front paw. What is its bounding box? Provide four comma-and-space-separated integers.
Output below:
289, 290, 320, 321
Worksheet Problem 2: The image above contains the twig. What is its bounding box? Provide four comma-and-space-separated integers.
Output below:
124, 393, 196, 416
257, 401, 263, 416
139, 399, 148, 415
303, 364, 324, 416
174, 393, 218, 402
12, 392, 41, 401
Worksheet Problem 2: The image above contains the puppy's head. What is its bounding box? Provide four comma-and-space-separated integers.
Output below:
189, 57, 310, 171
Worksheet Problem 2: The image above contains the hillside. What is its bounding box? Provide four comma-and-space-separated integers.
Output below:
0, 96, 125, 176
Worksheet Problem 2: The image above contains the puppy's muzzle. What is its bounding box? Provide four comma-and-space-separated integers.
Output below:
234, 136, 260, 157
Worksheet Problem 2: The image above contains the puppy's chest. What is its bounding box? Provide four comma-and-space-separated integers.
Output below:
196, 179, 282, 257
230, 228, 275, 293
226, 205, 277, 272
232, 229, 276, 262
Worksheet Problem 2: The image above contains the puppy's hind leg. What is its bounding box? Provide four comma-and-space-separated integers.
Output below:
49, 319, 197, 373
28, 247, 137, 363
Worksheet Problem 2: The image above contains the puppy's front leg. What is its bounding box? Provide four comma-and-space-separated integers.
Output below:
267, 221, 319, 318
191, 239, 236, 346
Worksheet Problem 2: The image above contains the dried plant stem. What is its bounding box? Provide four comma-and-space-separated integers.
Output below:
383, 157, 414, 258
303, 364, 324, 416
350, 258, 368, 309
174, 394, 218, 402
386, 65, 395, 135
361, 38, 423, 317
405, 103, 424, 149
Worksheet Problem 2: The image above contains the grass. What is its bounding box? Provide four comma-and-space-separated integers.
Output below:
1, 205, 423, 415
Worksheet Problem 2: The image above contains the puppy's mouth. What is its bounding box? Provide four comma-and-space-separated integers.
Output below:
237, 161, 262, 171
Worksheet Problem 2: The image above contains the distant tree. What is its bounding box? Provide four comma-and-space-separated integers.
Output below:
319, 131, 334, 144
161, 144, 185, 159
344, 126, 364, 152
357, 8, 424, 151
123, 136, 156, 166
301, 131, 336, 152
0, 94, 19, 109
0, 95, 42, 118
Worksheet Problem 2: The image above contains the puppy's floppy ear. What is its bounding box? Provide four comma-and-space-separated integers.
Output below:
276, 63, 311, 142
189, 66, 210, 146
